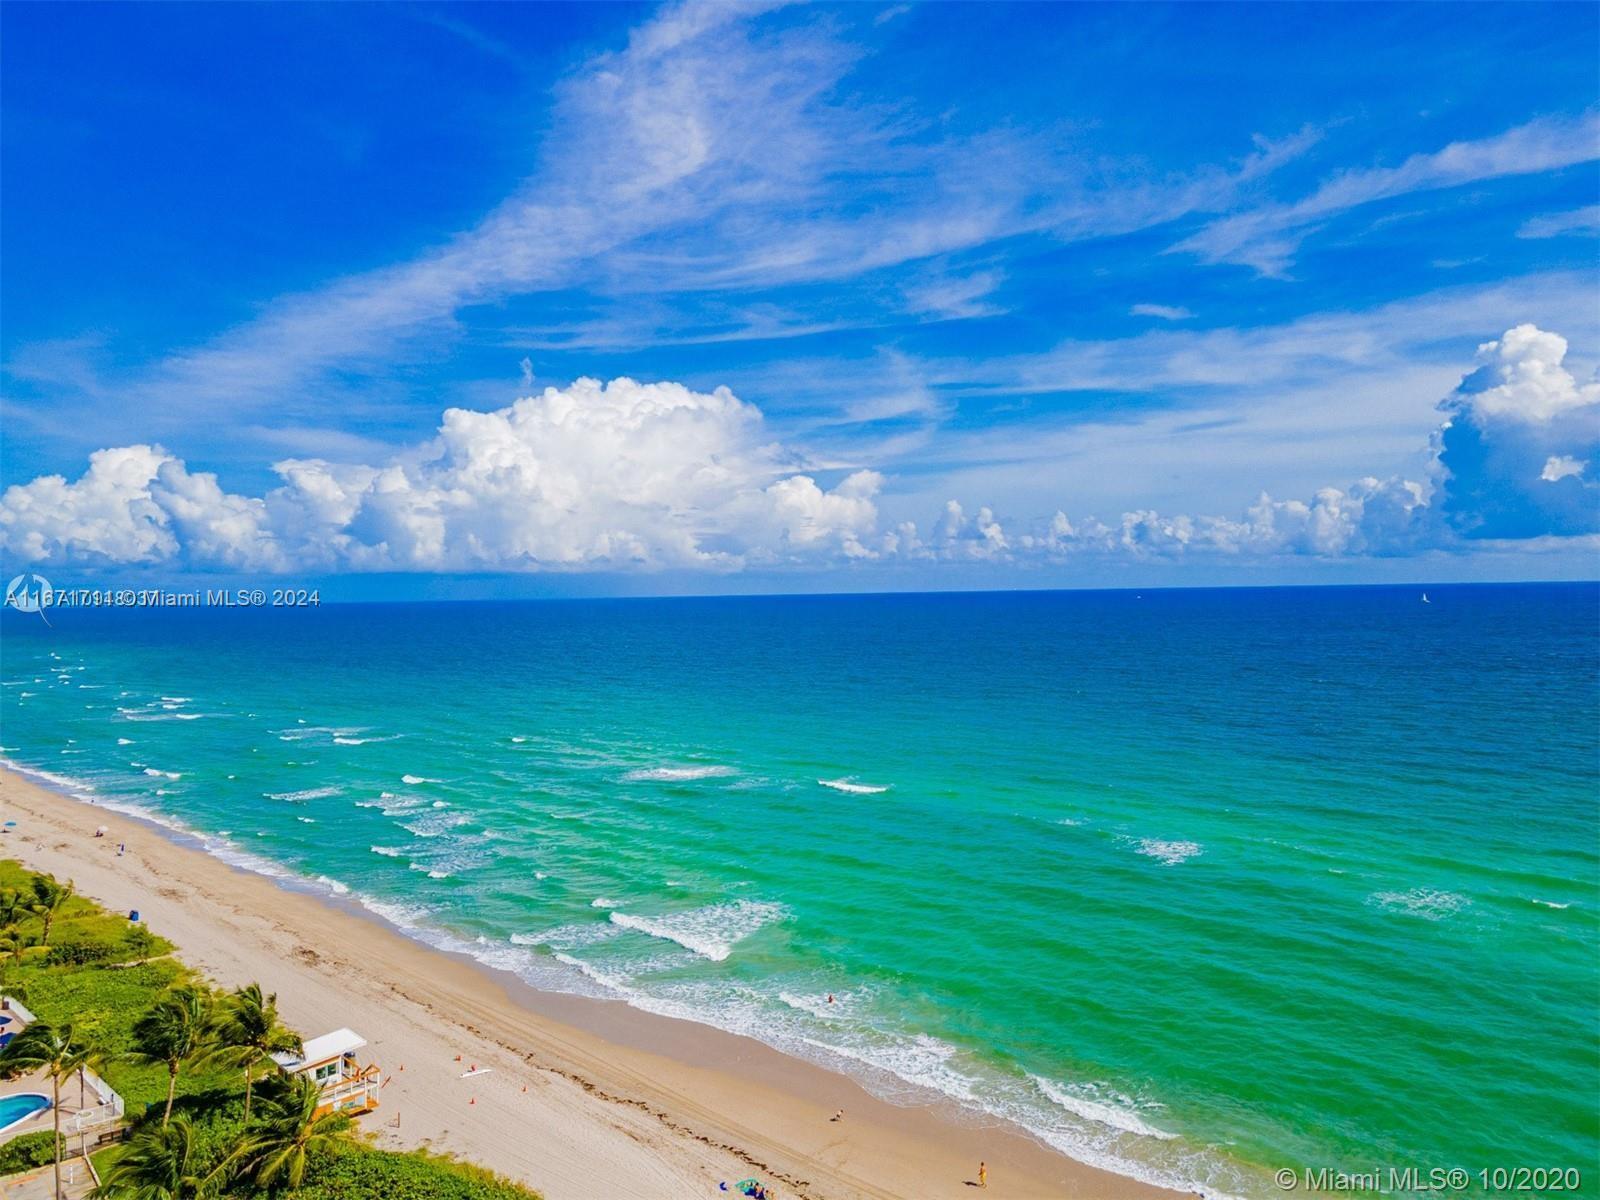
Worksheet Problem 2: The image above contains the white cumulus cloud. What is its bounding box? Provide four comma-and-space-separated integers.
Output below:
1541, 455, 1585, 482
4, 327, 1595, 577
0, 378, 885, 573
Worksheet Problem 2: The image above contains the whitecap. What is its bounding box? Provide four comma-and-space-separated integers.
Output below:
143, 768, 182, 780
370, 845, 404, 858
1031, 1075, 1175, 1141
623, 765, 737, 782
116, 738, 134, 746
607, 899, 786, 962
401, 774, 441, 785
552, 951, 635, 992
1367, 888, 1469, 920
265, 786, 342, 803
591, 897, 618, 909
1532, 898, 1570, 910
1134, 839, 1202, 866
818, 778, 889, 794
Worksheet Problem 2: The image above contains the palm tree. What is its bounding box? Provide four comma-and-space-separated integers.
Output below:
29, 875, 73, 947
90, 1116, 212, 1200
130, 986, 213, 1126
0, 1020, 100, 1199
208, 983, 301, 1124
0, 924, 33, 967
229, 1073, 355, 1191
0, 886, 29, 928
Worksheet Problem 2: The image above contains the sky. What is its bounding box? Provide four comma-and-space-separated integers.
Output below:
2, 1, 1597, 597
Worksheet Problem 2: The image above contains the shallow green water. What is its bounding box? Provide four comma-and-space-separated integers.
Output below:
3, 585, 1596, 1195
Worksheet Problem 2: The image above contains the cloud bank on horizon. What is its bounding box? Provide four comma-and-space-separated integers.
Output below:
3, 324, 1596, 573
2, 1, 1597, 585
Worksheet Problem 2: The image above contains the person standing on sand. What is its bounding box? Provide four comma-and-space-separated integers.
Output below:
978, 1161, 987, 1188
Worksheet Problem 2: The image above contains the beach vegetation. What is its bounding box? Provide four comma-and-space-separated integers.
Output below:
92, 1115, 213, 1200
207, 984, 300, 1124
29, 874, 74, 946
0, 1129, 63, 1174
225, 1074, 358, 1191
0, 863, 541, 1198
131, 986, 214, 1127
0, 1019, 106, 1199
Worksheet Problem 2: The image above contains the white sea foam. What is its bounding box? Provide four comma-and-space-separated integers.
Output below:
1134, 838, 1202, 865
356, 793, 426, 817
551, 951, 634, 991
801, 1032, 977, 1101
116, 738, 134, 746
315, 875, 351, 895
510, 736, 527, 743
1031, 1075, 1175, 1140
0, 761, 97, 800
142, 768, 182, 780
590, 897, 618, 909
623, 765, 737, 782
511, 921, 621, 952
1532, 898, 1571, 909
1367, 888, 1469, 920
266, 786, 342, 803
777, 990, 861, 1020
607, 899, 786, 962
370, 845, 404, 858
398, 810, 469, 839
817, 778, 889, 794
401, 774, 441, 785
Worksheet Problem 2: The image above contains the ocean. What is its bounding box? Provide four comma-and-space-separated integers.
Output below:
2, 584, 1596, 1196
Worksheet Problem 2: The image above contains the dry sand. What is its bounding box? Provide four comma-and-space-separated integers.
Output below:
0, 767, 1183, 1200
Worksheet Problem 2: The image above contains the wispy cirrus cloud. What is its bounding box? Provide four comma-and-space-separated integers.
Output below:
5, 1, 1316, 448
1517, 203, 1600, 239
1130, 304, 1194, 321
1173, 112, 1600, 275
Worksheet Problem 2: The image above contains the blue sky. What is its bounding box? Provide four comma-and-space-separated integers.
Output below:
2, 1, 1597, 596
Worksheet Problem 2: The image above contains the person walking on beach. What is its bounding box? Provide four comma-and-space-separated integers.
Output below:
977, 1161, 988, 1188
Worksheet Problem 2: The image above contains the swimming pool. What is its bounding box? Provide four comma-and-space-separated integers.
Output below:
0, 1092, 50, 1133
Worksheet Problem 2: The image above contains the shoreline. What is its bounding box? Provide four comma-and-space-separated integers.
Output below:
0, 766, 1191, 1200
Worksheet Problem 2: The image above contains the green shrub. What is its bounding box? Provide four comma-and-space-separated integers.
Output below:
283, 1146, 540, 1200
45, 939, 116, 966
0, 1129, 63, 1175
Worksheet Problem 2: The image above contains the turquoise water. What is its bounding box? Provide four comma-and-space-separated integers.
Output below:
0, 1092, 51, 1129
2, 586, 1596, 1195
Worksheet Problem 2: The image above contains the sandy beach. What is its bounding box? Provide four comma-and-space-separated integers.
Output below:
0, 767, 1180, 1200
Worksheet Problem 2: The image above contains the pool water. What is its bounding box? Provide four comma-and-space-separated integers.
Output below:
0, 1092, 51, 1131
